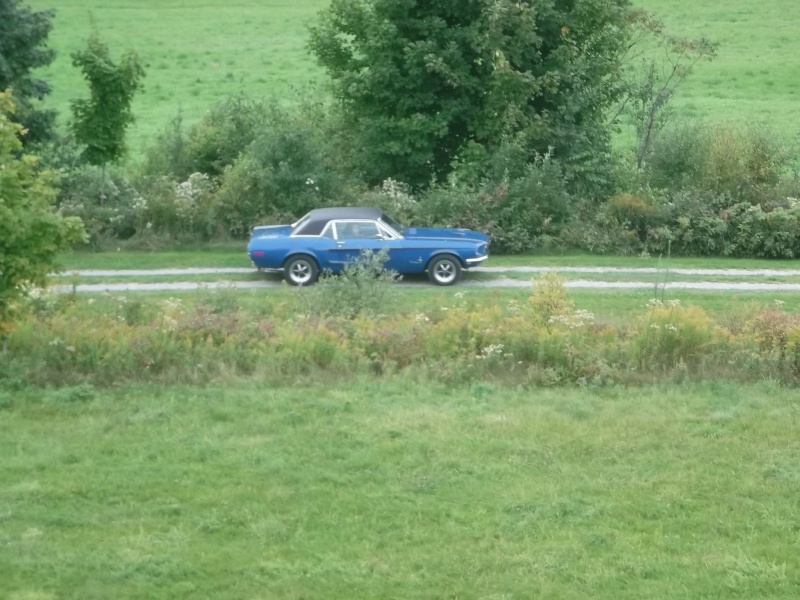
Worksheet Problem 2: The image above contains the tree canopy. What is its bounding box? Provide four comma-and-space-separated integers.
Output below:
0, 91, 85, 342
309, 0, 633, 189
0, 0, 57, 144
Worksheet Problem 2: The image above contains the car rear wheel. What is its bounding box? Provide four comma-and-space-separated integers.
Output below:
284, 255, 319, 286
427, 255, 462, 286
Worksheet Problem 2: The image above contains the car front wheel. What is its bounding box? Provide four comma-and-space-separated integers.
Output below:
284, 255, 319, 286
427, 255, 462, 286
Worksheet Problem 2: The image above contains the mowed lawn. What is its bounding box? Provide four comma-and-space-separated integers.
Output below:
28, 0, 800, 154
1, 379, 799, 598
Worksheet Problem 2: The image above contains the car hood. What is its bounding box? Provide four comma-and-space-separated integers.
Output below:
403, 227, 489, 243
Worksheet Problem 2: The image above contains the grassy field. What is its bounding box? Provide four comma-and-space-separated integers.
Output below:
27, 0, 800, 156
28, 0, 325, 152
2, 379, 799, 598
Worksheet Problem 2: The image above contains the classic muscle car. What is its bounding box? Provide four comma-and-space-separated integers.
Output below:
247, 207, 489, 286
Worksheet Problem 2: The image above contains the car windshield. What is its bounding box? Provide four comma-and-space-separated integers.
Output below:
380, 213, 406, 235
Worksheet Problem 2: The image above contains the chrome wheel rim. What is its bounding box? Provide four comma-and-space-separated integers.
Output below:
290, 261, 313, 284
433, 260, 457, 284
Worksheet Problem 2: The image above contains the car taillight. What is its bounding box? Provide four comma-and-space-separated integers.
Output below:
252, 251, 266, 257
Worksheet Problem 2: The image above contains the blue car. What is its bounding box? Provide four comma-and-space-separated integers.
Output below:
247, 207, 489, 286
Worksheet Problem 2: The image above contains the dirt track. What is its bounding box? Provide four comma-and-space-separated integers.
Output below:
51, 266, 800, 293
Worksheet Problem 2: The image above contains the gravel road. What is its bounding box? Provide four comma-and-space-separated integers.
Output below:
50, 266, 800, 293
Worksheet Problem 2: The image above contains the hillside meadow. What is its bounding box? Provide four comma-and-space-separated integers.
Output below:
28, 0, 800, 156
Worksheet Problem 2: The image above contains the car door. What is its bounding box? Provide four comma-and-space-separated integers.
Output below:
324, 220, 403, 270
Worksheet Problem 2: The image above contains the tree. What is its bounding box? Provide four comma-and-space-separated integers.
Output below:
609, 11, 717, 168
0, 91, 85, 350
70, 31, 145, 166
0, 0, 57, 145
309, 0, 633, 189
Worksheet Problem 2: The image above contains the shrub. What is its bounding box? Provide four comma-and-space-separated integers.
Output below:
215, 100, 355, 236
140, 96, 266, 181
55, 164, 146, 246
632, 300, 721, 371
527, 272, 574, 329
297, 249, 399, 319
139, 172, 223, 240
414, 152, 575, 254
646, 122, 788, 198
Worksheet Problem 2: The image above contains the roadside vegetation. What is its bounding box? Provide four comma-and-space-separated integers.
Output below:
6, 273, 800, 388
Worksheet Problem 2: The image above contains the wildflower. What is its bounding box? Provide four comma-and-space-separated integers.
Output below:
478, 343, 505, 358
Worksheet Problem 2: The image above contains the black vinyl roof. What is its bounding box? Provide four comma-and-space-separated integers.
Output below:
293, 207, 384, 235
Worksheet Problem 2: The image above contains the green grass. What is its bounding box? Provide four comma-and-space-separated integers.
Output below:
29, 0, 326, 153
632, 0, 800, 132
27, 0, 800, 157
2, 379, 799, 598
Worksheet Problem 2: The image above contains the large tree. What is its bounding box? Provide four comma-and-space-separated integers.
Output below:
0, 91, 85, 349
309, 0, 633, 188
0, 0, 57, 145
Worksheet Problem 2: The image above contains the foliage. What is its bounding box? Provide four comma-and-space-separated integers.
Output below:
6, 273, 800, 388
646, 123, 788, 196
633, 299, 720, 371
413, 150, 574, 253
141, 97, 265, 182
140, 172, 222, 241
70, 30, 145, 166
0, 0, 57, 144
527, 272, 575, 329
309, 0, 634, 189
139, 97, 356, 238
215, 99, 354, 236
55, 163, 148, 247
298, 249, 399, 319
0, 92, 85, 342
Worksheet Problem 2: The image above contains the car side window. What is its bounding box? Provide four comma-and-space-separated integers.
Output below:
336, 221, 380, 240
